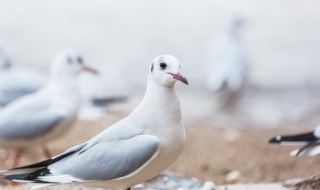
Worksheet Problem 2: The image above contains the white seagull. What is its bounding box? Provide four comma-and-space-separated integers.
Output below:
269, 126, 320, 156
0, 49, 97, 167
0, 55, 188, 190
205, 15, 249, 92
0, 46, 47, 107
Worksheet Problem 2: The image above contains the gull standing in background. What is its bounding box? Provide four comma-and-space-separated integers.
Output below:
205, 15, 249, 111
0, 49, 98, 167
0, 55, 188, 190
0, 45, 47, 106
269, 126, 320, 156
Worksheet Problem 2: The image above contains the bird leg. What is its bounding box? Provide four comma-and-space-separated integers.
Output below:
12, 149, 23, 168
42, 145, 51, 159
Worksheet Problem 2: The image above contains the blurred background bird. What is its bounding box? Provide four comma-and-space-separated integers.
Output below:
204, 14, 249, 113
269, 125, 320, 156
0, 49, 97, 168
0, 43, 127, 121
0, 44, 47, 107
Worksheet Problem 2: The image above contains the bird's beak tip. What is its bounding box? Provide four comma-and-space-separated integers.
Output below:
83, 65, 99, 75
168, 73, 189, 85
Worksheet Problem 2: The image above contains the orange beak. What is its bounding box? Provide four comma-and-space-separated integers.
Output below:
82, 65, 99, 75
168, 72, 189, 85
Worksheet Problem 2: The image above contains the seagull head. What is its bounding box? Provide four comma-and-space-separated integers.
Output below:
51, 49, 98, 78
149, 55, 188, 87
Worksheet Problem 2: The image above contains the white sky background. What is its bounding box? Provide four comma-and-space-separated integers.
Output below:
0, 0, 320, 89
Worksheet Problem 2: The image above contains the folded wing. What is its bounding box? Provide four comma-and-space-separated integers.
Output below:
2, 135, 160, 184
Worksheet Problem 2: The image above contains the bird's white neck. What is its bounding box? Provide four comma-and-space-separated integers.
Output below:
129, 78, 182, 129
144, 79, 176, 101
46, 75, 81, 108
50, 75, 79, 90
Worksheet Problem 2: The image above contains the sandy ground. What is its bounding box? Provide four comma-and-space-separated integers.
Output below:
0, 109, 318, 189
0, 88, 320, 189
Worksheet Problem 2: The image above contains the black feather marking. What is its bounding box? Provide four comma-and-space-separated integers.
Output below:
3, 144, 88, 183
10, 150, 77, 171
4, 168, 54, 183
279, 132, 317, 142
151, 63, 154, 73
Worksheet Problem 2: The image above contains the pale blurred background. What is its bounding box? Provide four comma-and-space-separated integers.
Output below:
1, 0, 320, 125
0, 0, 320, 186
0, 0, 320, 87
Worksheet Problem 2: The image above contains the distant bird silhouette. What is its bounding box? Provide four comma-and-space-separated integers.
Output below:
205, 15, 249, 112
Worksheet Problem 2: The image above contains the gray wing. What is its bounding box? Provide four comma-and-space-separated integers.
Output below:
48, 135, 160, 181
0, 88, 38, 106
0, 100, 66, 139
0, 70, 46, 106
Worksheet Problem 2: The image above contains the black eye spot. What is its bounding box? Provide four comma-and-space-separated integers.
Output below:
77, 57, 83, 65
160, 62, 167, 70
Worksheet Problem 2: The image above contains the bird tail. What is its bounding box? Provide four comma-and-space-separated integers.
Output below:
269, 131, 316, 144
0, 149, 77, 184
3, 167, 52, 182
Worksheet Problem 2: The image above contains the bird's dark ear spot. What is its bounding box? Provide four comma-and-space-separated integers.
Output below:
151, 63, 154, 73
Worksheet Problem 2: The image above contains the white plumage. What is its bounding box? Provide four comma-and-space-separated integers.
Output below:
0, 49, 98, 167
0, 55, 188, 190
